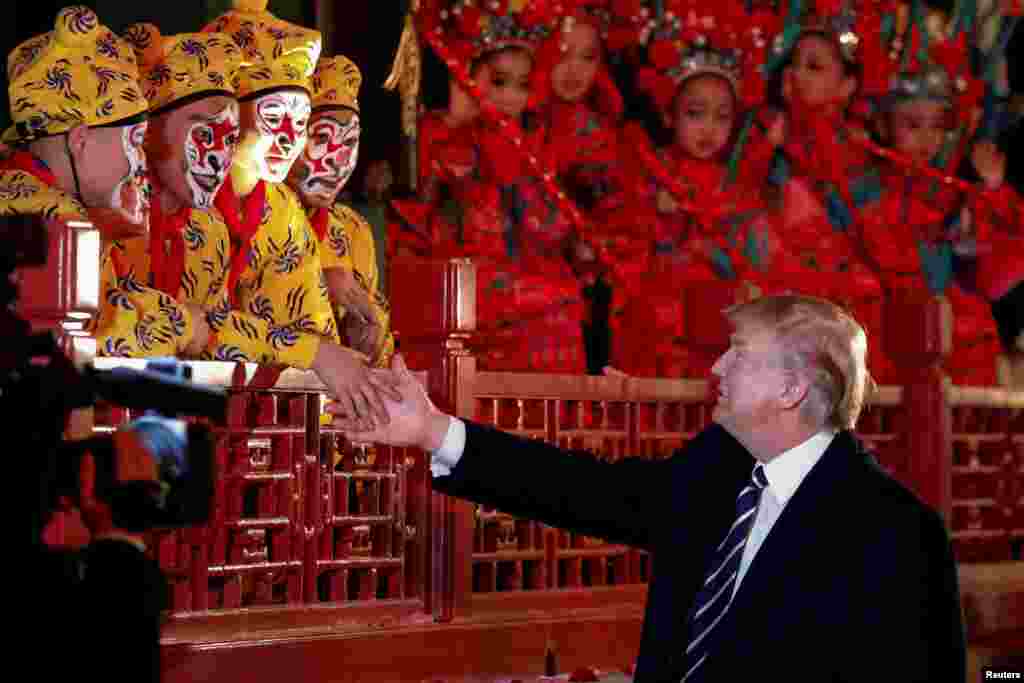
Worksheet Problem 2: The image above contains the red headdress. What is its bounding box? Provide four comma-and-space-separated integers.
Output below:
765, 0, 895, 74
879, 5, 984, 129
417, 0, 561, 65
530, 0, 644, 116
635, 0, 784, 114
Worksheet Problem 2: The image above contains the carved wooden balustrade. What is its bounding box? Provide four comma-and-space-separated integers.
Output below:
90, 360, 433, 624
79, 257, 1022, 681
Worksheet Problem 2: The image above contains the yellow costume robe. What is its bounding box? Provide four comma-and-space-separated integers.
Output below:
208, 181, 340, 368
316, 203, 393, 367
0, 156, 197, 356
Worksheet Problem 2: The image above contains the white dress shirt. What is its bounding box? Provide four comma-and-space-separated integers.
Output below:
734, 429, 836, 596
430, 416, 836, 597
430, 416, 467, 477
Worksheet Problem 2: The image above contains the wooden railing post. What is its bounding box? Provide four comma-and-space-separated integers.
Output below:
390, 257, 477, 621
885, 295, 953, 521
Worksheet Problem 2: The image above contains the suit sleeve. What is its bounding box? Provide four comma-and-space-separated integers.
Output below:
92, 241, 196, 358
845, 505, 966, 682
432, 421, 743, 551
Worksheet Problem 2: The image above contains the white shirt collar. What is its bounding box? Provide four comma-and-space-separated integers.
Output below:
761, 430, 837, 506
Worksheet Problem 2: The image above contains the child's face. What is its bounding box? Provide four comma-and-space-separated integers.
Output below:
886, 99, 951, 165
673, 75, 735, 160
783, 34, 856, 110
551, 21, 601, 103
474, 48, 532, 119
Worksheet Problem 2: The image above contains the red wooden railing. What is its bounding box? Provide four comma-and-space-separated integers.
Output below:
81, 257, 1023, 681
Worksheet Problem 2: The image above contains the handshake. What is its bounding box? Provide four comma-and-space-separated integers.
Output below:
327, 354, 453, 453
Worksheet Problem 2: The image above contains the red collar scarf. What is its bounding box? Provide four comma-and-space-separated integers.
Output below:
148, 190, 191, 296
0, 150, 58, 185
310, 206, 330, 243
215, 175, 267, 306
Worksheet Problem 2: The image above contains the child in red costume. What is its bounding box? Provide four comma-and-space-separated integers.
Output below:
612, 1, 796, 378
393, 0, 586, 373
963, 140, 1024, 361
743, 0, 892, 380
535, 2, 636, 373
855, 3, 1008, 385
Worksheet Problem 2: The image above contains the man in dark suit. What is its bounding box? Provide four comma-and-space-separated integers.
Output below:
332, 294, 966, 682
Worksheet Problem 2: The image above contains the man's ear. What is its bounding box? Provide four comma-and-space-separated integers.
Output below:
780, 374, 810, 411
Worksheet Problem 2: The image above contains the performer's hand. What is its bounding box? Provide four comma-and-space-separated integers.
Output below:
344, 312, 383, 365
312, 341, 402, 431
328, 354, 451, 451
971, 140, 1006, 189
183, 303, 211, 357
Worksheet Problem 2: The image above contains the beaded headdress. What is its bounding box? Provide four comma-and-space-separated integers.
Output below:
421, 0, 560, 65
636, 0, 784, 113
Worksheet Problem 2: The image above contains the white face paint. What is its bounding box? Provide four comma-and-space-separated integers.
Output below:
111, 121, 149, 225
298, 112, 360, 203
184, 103, 240, 208
254, 90, 311, 183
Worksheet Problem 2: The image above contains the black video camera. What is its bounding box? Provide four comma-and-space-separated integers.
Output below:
2, 213, 227, 535
55, 358, 228, 532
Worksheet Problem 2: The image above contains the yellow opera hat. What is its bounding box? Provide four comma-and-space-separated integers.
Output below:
312, 56, 362, 113
202, 0, 322, 100
4, 6, 147, 144
122, 24, 245, 113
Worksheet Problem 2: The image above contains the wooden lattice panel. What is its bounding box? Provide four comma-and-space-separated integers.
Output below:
314, 436, 423, 602
465, 374, 715, 593
463, 374, 912, 595
947, 387, 1024, 564
90, 360, 429, 616
854, 388, 906, 479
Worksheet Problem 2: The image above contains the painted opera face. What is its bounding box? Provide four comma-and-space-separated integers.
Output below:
77, 120, 149, 224
183, 101, 240, 207
239, 88, 312, 184
111, 121, 150, 225
287, 108, 360, 208
147, 96, 240, 210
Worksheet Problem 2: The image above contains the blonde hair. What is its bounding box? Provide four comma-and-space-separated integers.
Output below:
723, 295, 876, 431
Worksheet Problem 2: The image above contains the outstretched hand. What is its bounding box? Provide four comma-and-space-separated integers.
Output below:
327, 354, 451, 451
312, 341, 403, 432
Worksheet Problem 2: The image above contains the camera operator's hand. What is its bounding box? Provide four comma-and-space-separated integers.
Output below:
78, 430, 158, 548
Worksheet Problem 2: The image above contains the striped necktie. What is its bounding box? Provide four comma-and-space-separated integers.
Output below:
681, 463, 769, 682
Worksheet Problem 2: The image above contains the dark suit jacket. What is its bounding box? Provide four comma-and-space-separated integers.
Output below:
433, 421, 966, 682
